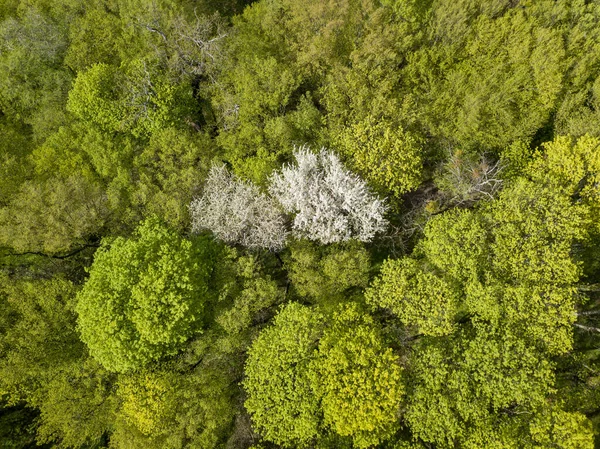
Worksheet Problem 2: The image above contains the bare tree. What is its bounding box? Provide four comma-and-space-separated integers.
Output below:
190, 165, 288, 251
269, 146, 388, 244
436, 149, 504, 207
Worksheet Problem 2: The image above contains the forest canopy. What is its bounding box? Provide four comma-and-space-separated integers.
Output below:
2, 0, 600, 448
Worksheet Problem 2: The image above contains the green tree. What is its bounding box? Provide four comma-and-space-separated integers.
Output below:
528, 135, 600, 214
529, 405, 594, 449
0, 274, 84, 404
67, 60, 196, 138
366, 154, 593, 445
211, 0, 390, 183
243, 303, 323, 447
34, 358, 116, 448
334, 116, 423, 196
0, 117, 33, 205
76, 218, 218, 372
285, 239, 371, 308
0, 272, 114, 448
214, 253, 284, 352
30, 121, 134, 183
244, 302, 406, 447
403, 0, 565, 151
0, 176, 109, 254
111, 360, 236, 448
404, 330, 555, 447
311, 305, 403, 448
366, 257, 460, 337
133, 127, 216, 229
552, 1, 600, 137
0, 7, 72, 139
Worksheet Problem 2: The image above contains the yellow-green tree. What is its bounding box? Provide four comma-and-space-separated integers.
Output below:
243, 303, 323, 447
311, 305, 403, 448
76, 218, 218, 372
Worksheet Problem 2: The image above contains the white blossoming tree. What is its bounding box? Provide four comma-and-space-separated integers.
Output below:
269, 147, 388, 244
190, 164, 288, 251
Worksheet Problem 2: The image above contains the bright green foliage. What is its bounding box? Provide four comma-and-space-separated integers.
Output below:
459, 328, 555, 411
379, 178, 586, 353
66, 63, 126, 132
311, 305, 403, 448
335, 116, 423, 195
67, 60, 195, 138
530, 406, 594, 449
530, 135, 600, 206
243, 302, 405, 447
112, 361, 236, 449
117, 369, 179, 436
486, 183, 587, 354
76, 218, 217, 372
367, 258, 459, 336
488, 180, 588, 287
367, 149, 593, 444
405, 329, 557, 448
499, 140, 533, 181
243, 303, 323, 447
419, 208, 489, 283
526, 134, 600, 279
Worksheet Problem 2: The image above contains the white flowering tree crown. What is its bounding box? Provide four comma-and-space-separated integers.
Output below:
190, 164, 288, 251
269, 146, 388, 244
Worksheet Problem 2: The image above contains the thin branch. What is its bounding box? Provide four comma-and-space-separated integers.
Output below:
574, 323, 600, 333
2, 244, 99, 260
578, 310, 600, 316
138, 22, 168, 42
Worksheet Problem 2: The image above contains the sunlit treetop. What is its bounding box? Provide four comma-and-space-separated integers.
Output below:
76, 218, 218, 372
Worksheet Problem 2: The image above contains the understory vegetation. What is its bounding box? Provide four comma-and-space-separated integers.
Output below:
2, 0, 600, 448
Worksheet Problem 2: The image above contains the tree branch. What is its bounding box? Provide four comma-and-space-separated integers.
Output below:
2, 243, 99, 260
574, 323, 600, 333
579, 284, 600, 292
